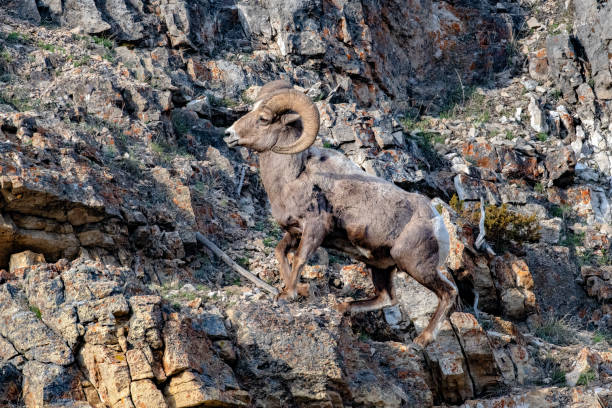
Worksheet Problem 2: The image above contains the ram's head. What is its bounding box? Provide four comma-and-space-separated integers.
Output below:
224, 81, 320, 154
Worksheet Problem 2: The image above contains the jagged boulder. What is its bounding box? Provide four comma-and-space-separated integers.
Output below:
22, 361, 87, 407
0, 362, 22, 404
228, 297, 434, 407
0, 283, 73, 365
490, 253, 538, 320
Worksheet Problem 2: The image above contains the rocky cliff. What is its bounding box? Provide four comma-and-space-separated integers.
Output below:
0, 0, 611, 406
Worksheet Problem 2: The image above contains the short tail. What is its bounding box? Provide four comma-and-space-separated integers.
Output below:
430, 205, 451, 270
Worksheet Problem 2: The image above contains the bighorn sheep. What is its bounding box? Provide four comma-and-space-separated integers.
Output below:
224, 81, 457, 347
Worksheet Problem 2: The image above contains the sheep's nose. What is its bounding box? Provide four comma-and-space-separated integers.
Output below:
224, 126, 239, 147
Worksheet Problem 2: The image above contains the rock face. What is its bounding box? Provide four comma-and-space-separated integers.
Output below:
4, 0, 512, 109
1, 0, 612, 405
490, 253, 537, 320
0, 259, 251, 408
228, 297, 433, 407
574, 0, 612, 101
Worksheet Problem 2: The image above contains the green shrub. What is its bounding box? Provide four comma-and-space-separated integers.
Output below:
37, 41, 56, 52
536, 132, 548, 142
262, 236, 277, 248
29, 305, 42, 319
7, 32, 29, 43
72, 55, 91, 67
447, 194, 539, 250
576, 368, 596, 386
0, 48, 12, 63
449, 194, 464, 213
476, 203, 540, 249
410, 131, 445, 169
91, 35, 114, 49
559, 231, 584, 247
535, 315, 577, 346
551, 368, 566, 386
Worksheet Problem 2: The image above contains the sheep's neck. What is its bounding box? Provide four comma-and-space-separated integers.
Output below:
258, 149, 305, 219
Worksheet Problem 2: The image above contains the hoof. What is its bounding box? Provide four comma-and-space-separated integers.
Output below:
334, 301, 351, 314
413, 332, 434, 348
276, 289, 298, 302
297, 283, 311, 298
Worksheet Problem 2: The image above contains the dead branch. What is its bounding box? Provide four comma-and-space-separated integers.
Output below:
236, 165, 246, 196
195, 232, 279, 296
475, 197, 496, 256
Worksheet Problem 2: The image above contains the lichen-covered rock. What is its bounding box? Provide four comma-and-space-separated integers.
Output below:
61, 0, 111, 33
545, 146, 576, 186
126, 348, 155, 381
163, 370, 249, 408
574, 0, 612, 100
0, 284, 73, 365
77, 344, 132, 407
130, 379, 168, 408
9, 250, 45, 273
127, 295, 163, 350
161, 314, 248, 406
450, 313, 501, 394
582, 265, 612, 304
228, 297, 433, 407
424, 319, 474, 403
490, 253, 538, 320
22, 361, 87, 407
0, 362, 22, 404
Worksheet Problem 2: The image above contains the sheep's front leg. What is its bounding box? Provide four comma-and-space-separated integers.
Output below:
274, 232, 297, 288
278, 219, 328, 301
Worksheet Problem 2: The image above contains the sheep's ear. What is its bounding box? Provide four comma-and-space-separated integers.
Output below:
281, 113, 301, 126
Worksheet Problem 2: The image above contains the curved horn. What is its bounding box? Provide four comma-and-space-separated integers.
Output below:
265, 90, 320, 154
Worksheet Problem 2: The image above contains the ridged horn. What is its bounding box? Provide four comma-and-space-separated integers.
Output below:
265, 90, 320, 154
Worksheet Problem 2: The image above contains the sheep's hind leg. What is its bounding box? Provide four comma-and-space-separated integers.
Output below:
337, 267, 396, 314
278, 219, 328, 301
390, 220, 457, 348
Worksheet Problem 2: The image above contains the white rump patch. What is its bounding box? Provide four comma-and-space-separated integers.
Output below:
430, 205, 456, 292
430, 205, 450, 267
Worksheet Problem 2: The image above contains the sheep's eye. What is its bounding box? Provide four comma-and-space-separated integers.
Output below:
258, 116, 270, 124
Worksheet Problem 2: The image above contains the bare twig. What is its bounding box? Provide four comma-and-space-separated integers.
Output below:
236, 165, 246, 196
195, 232, 279, 296
475, 197, 496, 256
472, 288, 480, 320
454, 68, 465, 105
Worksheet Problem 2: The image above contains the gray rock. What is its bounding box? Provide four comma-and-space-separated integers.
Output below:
0, 284, 73, 365
228, 298, 433, 407
383, 305, 402, 326
545, 146, 576, 185
160, 0, 192, 47
539, 218, 563, 244
38, 0, 63, 19
574, 0, 612, 100
15, 0, 41, 23
96, 0, 145, 41
127, 295, 163, 349
195, 311, 229, 339
0, 362, 21, 404
524, 244, 588, 317
22, 361, 86, 407
425, 319, 473, 403
392, 271, 438, 334
528, 97, 548, 133
61, 0, 111, 33
546, 35, 582, 103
